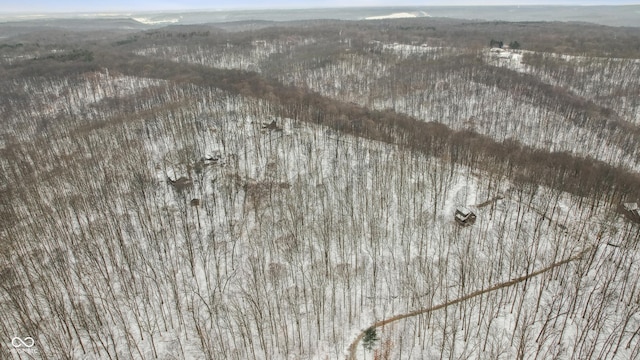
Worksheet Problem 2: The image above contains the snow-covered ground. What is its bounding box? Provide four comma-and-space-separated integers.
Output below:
487, 48, 640, 126
364, 11, 430, 20
2, 72, 639, 359
281, 41, 640, 172
134, 38, 315, 73
132, 16, 181, 25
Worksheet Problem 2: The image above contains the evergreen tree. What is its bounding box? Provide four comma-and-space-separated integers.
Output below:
490, 39, 504, 48
362, 327, 379, 351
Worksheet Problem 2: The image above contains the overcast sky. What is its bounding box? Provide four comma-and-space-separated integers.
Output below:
1, 0, 639, 13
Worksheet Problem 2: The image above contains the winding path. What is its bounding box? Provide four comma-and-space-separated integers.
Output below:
346, 245, 594, 360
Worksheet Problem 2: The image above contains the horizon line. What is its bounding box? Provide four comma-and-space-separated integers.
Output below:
1, 3, 639, 16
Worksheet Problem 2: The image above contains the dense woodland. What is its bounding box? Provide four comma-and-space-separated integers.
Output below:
1, 16, 640, 359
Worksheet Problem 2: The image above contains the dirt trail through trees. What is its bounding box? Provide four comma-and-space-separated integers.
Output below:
346, 245, 595, 360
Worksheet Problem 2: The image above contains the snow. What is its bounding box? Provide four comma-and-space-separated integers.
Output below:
134, 38, 315, 73
132, 16, 181, 24
364, 12, 429, 20
280, 41, 640, 172
2, 40, 640, 360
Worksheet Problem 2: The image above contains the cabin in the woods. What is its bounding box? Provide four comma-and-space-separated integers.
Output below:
262, 120, 282, 131
489, 47, 512, 60
455, 207, 476, 226
622, 202, 640, 222
167, 176, 193, 192
623, 202, 639, 213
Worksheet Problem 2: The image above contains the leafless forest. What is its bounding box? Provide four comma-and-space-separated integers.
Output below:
1, 17, 640, 359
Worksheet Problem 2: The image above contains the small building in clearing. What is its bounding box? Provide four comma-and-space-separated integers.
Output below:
622, 202, 640, 222
455, 207, 476, 226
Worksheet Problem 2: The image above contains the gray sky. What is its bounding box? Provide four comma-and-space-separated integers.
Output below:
1, 0, 639, 13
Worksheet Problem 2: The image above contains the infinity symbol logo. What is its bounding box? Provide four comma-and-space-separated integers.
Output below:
11, 337, 35, 348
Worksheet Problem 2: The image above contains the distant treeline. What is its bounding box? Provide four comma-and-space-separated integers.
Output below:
98, 19, 640, 58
